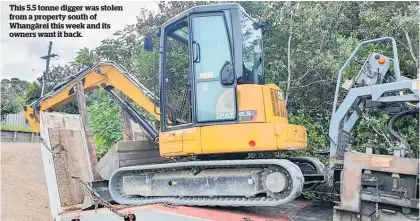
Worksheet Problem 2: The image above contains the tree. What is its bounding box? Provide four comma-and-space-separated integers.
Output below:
1, 78, 29, 116
71, 47, 99, 68
87, 88, 123, 158
23, 64, 79, 114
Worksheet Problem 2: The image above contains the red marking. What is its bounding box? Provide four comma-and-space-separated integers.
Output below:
151, 205, 290, 221
251, 113, 257, 121
249, 140, 256, 147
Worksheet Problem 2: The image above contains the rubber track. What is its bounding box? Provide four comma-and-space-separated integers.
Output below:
109, 159, 304, 207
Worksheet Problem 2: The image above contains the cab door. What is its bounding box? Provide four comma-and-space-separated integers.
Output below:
189, 13, 237, 124
159, 18, 193, 155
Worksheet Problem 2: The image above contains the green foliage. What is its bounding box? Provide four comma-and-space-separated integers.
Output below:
289, 111, 329, 151
87, 89, 123, 158
0, 124, 34, 132
1, 78, 30, 116
353, 110, 419, 158
1, 92, 22, 116
71, 47, 99, 68
135, 52, 155, 89
24, 82, 41, 104
397, 115, 420, 158
353, 111, 391, 152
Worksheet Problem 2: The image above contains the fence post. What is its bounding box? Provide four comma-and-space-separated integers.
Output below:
13, 131, 17, 142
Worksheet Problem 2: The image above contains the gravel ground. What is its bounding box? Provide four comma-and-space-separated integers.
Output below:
1, 142, 53, 221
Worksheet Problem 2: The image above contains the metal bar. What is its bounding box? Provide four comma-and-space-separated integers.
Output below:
153, 51, 161, 115
329, 80, 419, 158
361, 193, 419, 209
378, 94, 419, 102
332, 37, 401, 115
105, 87, 159, 140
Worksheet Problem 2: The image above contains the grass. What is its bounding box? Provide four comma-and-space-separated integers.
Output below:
0, 124, 34, 133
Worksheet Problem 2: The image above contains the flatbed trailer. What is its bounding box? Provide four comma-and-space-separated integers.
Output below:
58, 200, 333, 221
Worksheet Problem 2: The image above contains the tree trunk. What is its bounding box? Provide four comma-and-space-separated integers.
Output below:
403, 29, 419, 71
285, 5, 294, 105
75, 79, 100, 180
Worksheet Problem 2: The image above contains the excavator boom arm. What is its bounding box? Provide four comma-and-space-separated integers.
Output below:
24, 62, 170, 133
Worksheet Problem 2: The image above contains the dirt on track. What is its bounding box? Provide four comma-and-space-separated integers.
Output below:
1, 142, 52, 221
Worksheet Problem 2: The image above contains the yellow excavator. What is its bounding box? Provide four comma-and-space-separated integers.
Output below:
24, 3, 325, 207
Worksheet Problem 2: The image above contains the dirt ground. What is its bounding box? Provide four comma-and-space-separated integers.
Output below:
1, 142, 53, 221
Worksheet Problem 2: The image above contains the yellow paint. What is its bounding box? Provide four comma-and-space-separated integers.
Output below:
182, 127, 202, 155
161, 122, 307, 157
262, 84, 288, 123
199, 72, 214, 79
200, 123, 277, 154
275, 124, 307, 150
24, 64, 164, 133
236, 84, 266, 122
159, 130, 183, 155
236, 84, 288, 124
23, 106, 40, 133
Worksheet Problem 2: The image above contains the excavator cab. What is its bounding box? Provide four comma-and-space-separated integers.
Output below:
157, 4, 264, 130
145, 3, 310, 158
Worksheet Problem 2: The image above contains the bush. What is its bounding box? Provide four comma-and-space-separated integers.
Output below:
87, 89, 123, 159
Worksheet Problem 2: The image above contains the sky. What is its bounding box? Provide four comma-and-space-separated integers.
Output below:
0, 1, 159, 82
